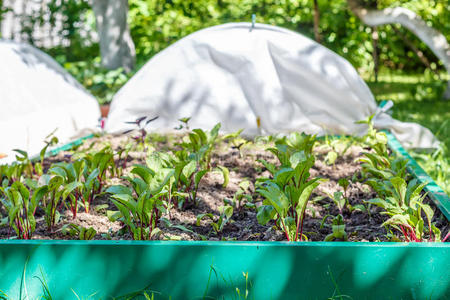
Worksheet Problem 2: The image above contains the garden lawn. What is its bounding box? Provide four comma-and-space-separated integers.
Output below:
365, 71, 450, 195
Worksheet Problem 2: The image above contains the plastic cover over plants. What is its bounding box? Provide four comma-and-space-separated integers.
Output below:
0, 40, 100, 163
105, 23, 438, 149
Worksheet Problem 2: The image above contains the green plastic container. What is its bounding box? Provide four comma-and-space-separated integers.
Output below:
0, 133, 448, 300
0, 241, 449, 299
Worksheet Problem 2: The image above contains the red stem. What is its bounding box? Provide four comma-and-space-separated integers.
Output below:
294, 219, 300, 242
123, 155, 128, 168
72, 192, 79, 218
409, 230, 416, 242
24, 204, 30, 239
408, 227, 420, 242
414, 230, 421, 242
16, 219, 22, 239
18, 219, 24, 239
167, 194, 172, 219
299, 215, 305, 242
58, 199, 65, 210
86, 175, 104, 213
429, 224, 433, 242
51, 201, 55, 232
442, 231, 450, 243
280, 219, 290, 241
148, 211, 154, 240
136, 214, 144, 240
400, 225, 410, 242
127, 223, 133, 240
72, 204, 77, 219
83, 195, 88, 213
49, 191, 56, 231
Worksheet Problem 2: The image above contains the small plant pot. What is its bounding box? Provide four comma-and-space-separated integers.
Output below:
100, 104, 110, 118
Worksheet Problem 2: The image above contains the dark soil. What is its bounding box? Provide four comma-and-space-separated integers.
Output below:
1, 132, 448, 242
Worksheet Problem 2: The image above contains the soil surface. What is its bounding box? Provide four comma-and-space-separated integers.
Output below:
0, 132, 448, 242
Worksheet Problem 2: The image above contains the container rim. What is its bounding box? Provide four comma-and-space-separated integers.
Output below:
0, 239, 449, 246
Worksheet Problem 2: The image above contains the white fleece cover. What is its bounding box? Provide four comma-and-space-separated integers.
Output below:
104, 22, 437, 149
0, 40, 100, 164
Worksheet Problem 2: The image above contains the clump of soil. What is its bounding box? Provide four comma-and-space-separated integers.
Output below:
1, 133, 448, 242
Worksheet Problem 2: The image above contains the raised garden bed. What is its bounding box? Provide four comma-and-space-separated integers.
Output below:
0, 119, 449, 299
1, 240, 449, 299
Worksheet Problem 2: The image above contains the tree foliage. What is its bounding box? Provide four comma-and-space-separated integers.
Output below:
1, 0, 448, 100
126, 0, 449, 73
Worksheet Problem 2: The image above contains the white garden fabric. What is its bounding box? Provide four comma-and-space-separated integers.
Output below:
0, 40, 100, 163
106, 22, 438, 149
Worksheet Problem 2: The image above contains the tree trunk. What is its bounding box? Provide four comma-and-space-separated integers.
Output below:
392, 26, 441, 78
92, 0, 135, 72
347, 0, 450, 99
371, 26, 378, 82
313, 0, 321, 43
0, 1, 3, 34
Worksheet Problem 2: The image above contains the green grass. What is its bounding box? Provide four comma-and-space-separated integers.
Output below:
364, 70, 450, 195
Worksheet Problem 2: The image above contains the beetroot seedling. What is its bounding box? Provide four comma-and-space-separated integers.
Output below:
367, 177, 442, 242
174, 117, 191, 130
0, 181, 47, 239
35, 132, 59, 176
124, 116, 159, 148
79, 146, 115, 212
196, 205, 234, 234
107, 164, 173, 240
62, 224, 97, 240
224, 180, 254, 214
115, 142, 133, 177
256, 133, 326, 241
327, 191, 347, 215
40, 173, 80, 231
324, 214, 348, 241
337, 178, 350, 198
